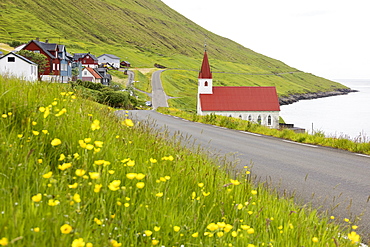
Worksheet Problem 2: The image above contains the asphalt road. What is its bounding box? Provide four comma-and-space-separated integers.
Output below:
151, 70, 169, 109
117, 109, 370, 240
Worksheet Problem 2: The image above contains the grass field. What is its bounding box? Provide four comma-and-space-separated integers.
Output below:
0, 76, 364, 246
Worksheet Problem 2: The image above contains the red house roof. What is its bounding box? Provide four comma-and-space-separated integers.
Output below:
200, 87, 280, 111
198, 51, 212, 79
85, 67, 102, 79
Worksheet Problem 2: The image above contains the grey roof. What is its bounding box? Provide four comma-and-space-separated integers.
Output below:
98, 54, 120, 60
73, 53, 98, 61
0, 52, 37, 65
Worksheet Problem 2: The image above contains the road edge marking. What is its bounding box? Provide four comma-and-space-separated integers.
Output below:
283, 140, 318, 148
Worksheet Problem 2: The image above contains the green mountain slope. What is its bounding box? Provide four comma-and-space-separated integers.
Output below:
0, 0, 349, 107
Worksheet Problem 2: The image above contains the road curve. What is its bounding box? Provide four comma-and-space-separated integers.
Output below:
151, 70, 168, 109
117, 109, 370, 239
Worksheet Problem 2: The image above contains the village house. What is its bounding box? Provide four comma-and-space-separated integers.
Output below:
0, 52, 38, 82
81, 67, 102, 83
19, 39, 73, 82
73, 53, 99, 68
197, 51, 280, 128
98, 54, 120, 69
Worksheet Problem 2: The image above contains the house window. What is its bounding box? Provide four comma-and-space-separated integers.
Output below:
204, 81, 208, 86
257, 115, 261, 124
84, 71, 88, 76
34, 50, 40, 53
7, 57, 15, 62
268, 115, 272, 125
61, 63, 67, 71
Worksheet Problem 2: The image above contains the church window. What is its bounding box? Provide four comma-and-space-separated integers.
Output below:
257, 115, 261, 124
239, 115, 242, 119
268, 115, 272, 125
248, 115, 252, 121
229, 115, 232, 117
204, 81, 208, 86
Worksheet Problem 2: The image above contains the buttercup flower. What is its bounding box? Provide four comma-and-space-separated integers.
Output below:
126, 173, 137, 180
136, 182, 145, 189
94, 184, 102, 193
0, 237, 8, 246
32, 193, 42, 202
122, 119, 134, 127
42, 172, 52, 178
144, 230, 152, 236
58, 162, 72, 171
72, 238, 85, 247
173, 226, 180, 232
75, 169, 86, 177
108, 180, 121, 191
155, 192, 163, 197
89, 172, 100, 180
60, 224, 73, 234
348, 231, 360, 244
68, 183, 78, 189
91, 119, 100, 131
51, 138, 62, 146
312, 237, 319, 243
192, 232, 199, 238
73, 193, 81, 203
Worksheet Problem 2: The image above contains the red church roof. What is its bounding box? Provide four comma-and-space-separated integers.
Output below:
200, 87, 280, 111
198, 51, 212, 79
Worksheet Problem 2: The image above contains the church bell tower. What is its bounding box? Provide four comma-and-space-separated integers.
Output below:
198, 50, 213, 95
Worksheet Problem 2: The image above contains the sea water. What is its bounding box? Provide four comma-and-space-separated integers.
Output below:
280, 79, 370, 141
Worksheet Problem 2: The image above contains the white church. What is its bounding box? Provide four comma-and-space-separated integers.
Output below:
196, 51, 281, 129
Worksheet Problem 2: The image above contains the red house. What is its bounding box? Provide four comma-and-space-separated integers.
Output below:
20, 39, 72, 82
73, 53, 98, 68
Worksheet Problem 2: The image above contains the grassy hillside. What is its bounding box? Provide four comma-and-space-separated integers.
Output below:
0, 75, 362, 246
1, 0, 348, 103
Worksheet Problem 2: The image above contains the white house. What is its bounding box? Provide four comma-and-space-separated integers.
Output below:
98, 54, 120, 69
0, 52, 38, 82
197, 51, 280, 129
81, 67, 102, 83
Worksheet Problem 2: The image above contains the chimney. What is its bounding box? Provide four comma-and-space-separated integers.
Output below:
36, 37, 40, 42
45, 39, 49, 43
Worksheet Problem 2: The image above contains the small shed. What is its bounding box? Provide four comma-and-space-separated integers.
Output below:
98, 54, 120, 69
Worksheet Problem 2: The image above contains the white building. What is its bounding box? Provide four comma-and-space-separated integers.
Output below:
197, 51, 280, 129
98, 54, 120, 69
0, 52, 38, 82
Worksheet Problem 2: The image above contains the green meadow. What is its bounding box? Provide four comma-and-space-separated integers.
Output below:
0, 76, 363, 246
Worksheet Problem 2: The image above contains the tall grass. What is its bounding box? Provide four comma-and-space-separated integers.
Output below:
0, 76, 362, 246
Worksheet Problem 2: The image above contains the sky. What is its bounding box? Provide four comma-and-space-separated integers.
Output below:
161, 0, 370, 80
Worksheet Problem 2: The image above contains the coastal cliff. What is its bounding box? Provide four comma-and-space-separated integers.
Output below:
279, 88, 357, 105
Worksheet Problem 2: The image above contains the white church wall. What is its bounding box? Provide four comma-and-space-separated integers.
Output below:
201, 110, 280, 129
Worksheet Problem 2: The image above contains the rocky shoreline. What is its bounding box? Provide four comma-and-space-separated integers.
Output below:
279, 88, 358, 105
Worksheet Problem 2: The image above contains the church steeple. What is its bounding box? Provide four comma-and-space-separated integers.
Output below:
198, 50, 213, 95
198, 51, 212, 79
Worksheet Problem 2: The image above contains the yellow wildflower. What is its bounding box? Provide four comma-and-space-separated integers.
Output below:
207, 223, 219, 231
173, 226, 180, 232
33, 227, 40, 232
108, 180, 121, 191
43, 107, 50, 118
78, 140, 87, 148
155, 192, 163, 197
126, 173, 137, 179
60, 224, 73, 234
136, 173, 145, 180
192, 232, 199, 238
217, 232, 224, 237
152, 240, 159, 245
58, 162, 72, 171
48, 199, 60, 206
32, 193, 42, 202
127, 160, 135, 167
32, 130, 39, 136
231, 231, 238, 237
51, 138, 61, 146
89, 172, 100, 180
86, 144, 94, 150
58, 153, 66, 161
150, 158, 157, 163
136, 182, 145, 189
42, 130, 49, 134
94, 218, 103, 225
91, 119, 100, 131
247, 228, 255, 234
94, 184, 102, 193
0, 237, 9, 246
198, 183, 204, 188
230, 179, 240, 185
68, 183, 78, 189
42, 171, 52, 178
17, 134, 23, 138
73, 193, 81, 203
110, 240, 122, 247
75, 169, 86, 177
86, 243, 93, 247
312, 237, 319, 243
122, 118, 134, 127
144, 230, 153, 236
94, 141, 104, 148
39, 106, 46, 112
251, 190, 258, 195
108, 170, 115, 174
154, 226, 160, 231
348, 231, 360, 244
72, 238, 85, 247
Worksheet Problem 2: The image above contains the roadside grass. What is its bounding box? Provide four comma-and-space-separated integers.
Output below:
0, 75, 363, 246
157, 107, 370, 155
